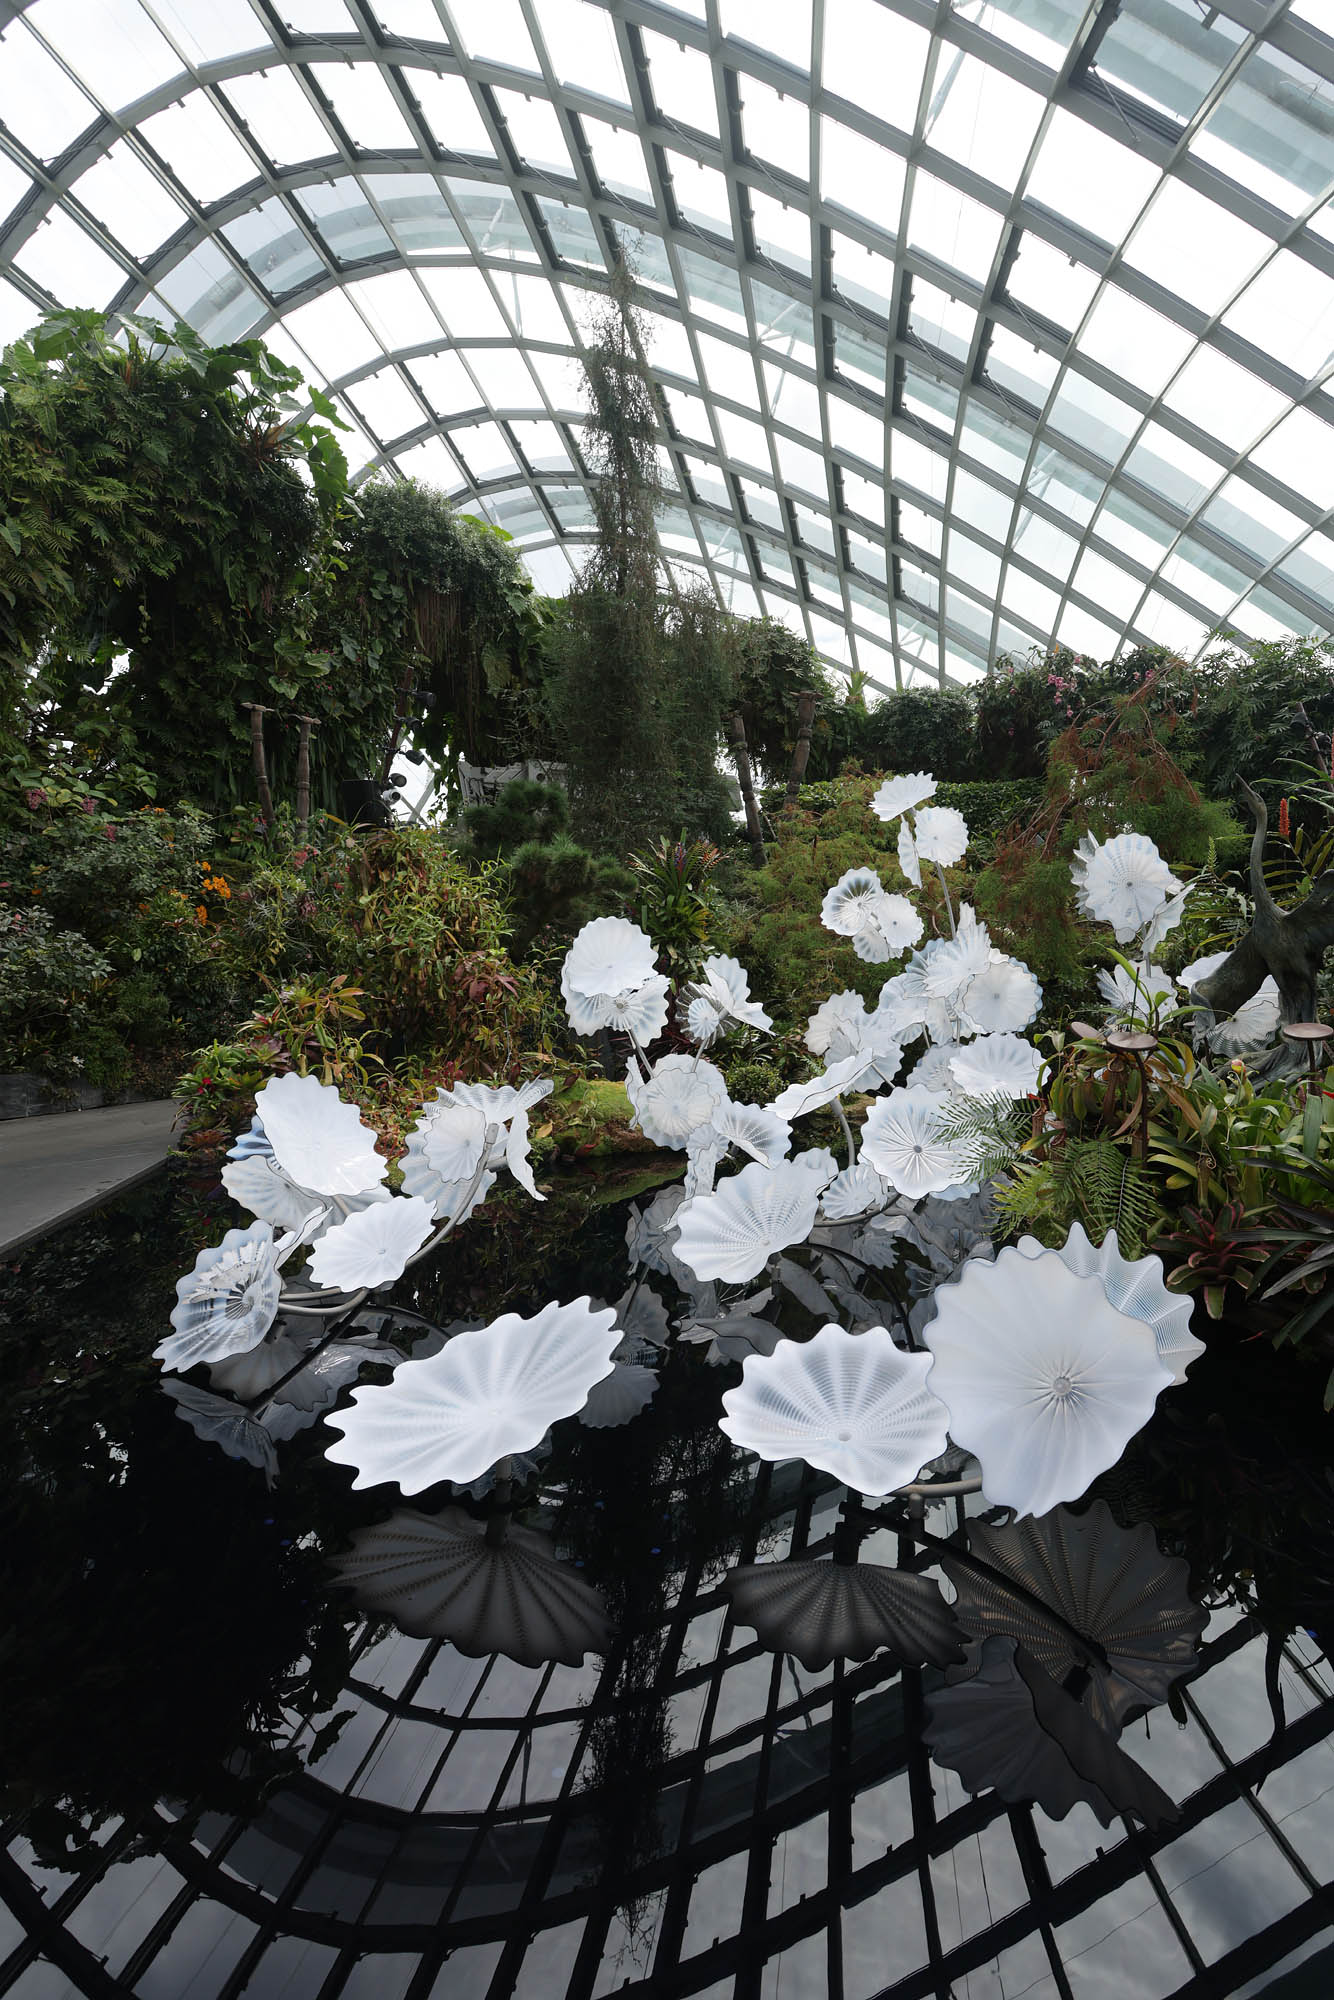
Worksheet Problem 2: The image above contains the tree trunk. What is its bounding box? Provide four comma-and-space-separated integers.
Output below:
295, 715, 316, 835
784, 689, 817, 810
728, 711, 766, 866
243, 703, 275, 827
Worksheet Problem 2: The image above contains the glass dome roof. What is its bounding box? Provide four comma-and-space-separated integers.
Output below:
2, 0, 1333, 690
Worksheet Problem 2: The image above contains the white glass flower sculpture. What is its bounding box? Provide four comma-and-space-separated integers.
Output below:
565, 970, 671, 1042
877, 956, 956, 1044
162, 1380, 278, 1483
255, 1073, 387, 1197
861, 1087, 971, 1198
560, 917, 665, 1039
851, 892, 924, 964
1014, 1222, 1204, 1386
1178, 952, 1281, 1053
1071, 832, 1179, 944
949, 1034, 1043, 1099
805, 991, 903, 1091
921, 923, 992, 999
720, 1324, 951, 1495
625, 1051, 727, 1148
907, 1043, 961, 1093
684, 1095, 792, 1198
1097, 959, 1174, 1021
897, 815, 921, 889
771, 1053, 865, 1121
562, 915, 657, 996
307, 1195, 436, 1291
324, 1297, 620, 1491
913, 805, 969, 866
821, 865, 888, 937
683, 954, 772, 1044
958, 953, 1044, 1035
157, 1220, 301, 1371
820, 1162, 891, 1221
1140, 884, 1192, 956
872, 771, 936, 822
674, 1157, 826, 1283
401, 1078, 551, 1213
221, 1131, 391, 1242
922, 1246, 1173, 1517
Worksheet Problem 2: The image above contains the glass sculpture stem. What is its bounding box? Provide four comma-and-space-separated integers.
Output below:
833, 1100, 857, 1167
627, 1032, 652, 1084
934, 863, 957, 939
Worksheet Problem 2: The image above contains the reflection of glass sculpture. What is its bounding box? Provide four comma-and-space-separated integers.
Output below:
922, 1243, 1173, 1517
329, 1507, 614, 1667
726, 1555, 964, 1672
925, 1636, 1179, 1829
323, 1298, 620, 1492
941, 1501, 1205, 1730
719, 1324, 950, 1495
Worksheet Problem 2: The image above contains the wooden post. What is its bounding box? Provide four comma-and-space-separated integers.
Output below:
728, 711, 766, 866
241, 702, 275, 828
784, 688, 817, 810
295, 715, 317, 835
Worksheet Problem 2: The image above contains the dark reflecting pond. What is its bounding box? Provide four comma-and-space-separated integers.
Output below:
3, 1164, 1334, 1999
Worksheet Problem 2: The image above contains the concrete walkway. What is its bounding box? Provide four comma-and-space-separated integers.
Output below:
0, 1099, 182, 1257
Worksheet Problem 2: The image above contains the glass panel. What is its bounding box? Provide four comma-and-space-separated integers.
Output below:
222, 71, 336, 167
820, 120, 906, 229
1005, 230, 1101, 332
12, 207, 127, 306
829, 232, 896, 316
643, 32, 719, 137
1122, 420, 1224, 512
1046, 369, 1141, 464
1162, 345, 1286, 453
722, 0, 811, 70
906, 172, 1004, 284
367, 175, 466, 256
1124, 177, 1270, 316
1248, 407, 1334, 511
740, 78, 809, 176
1023, 107, 1159, 245
1092, 0, 1243, 126
0, 19, 96, 160
921, 52, 1045, 189
153, 0, 270, 62
28, 0, 184, 108
1192, 46, 1334, 215
749, 189, 809, 273
823, 1, 928, 132
1078, 287, 1195, 397
1223, 251, 1334, 382
494, 91, 573, 176
582, 119, 651, 199
985, 326, 1060, 410
139, 95, 259, 204
1202, 475, 1306, 563
535, 0, 629, 107
411, 72, 496, 156
313, 63, 416, 150
347, 364, 425, 438
667, 152, 734, 238
222, 195, 325, 294
296, 180, 395, 263
447, 0, 540, 71
73, 142, 188, 261
348, 268, 442, 345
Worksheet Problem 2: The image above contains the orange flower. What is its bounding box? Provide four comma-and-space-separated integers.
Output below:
195, 904, 208, 925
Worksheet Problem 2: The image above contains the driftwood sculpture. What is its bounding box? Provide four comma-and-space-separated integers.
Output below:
1193, 780, 1334, 1072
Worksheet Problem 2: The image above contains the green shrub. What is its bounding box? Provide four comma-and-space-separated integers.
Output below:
460, 780, 631, 956
850, 686, 978, 780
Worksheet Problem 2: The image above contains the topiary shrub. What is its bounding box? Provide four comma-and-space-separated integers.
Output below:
460, 779, 632, 957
